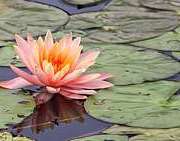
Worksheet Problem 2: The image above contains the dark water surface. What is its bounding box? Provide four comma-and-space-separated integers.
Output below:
10, 95, 111, 141
26, 0, 111, 15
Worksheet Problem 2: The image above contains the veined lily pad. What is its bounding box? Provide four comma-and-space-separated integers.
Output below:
0, 89, 34, 128
0, 46, 23, 67
132, 27, 180, 51
64, 0, 102, 5
65, 7, 179, 43
71, 134, 128, 141
0, 0, 69, 45
0, 132, 33, 141
85, 81, 180, 128
140, 0, 180, 13
85, 43, 180, 85
172, 52, 180, 60
104, 125, 180, 141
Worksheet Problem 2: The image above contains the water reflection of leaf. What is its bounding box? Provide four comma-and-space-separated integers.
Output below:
12, 94, 85, 134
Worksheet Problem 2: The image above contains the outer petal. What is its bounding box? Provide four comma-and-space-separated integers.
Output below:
70, 73, 101, 84
0, 77, 32, 89
61, 87, 96, 95
75, 50, 100, 70
60, 91, 87, 99
55, 69, 86, 86
45, 30, 53, 48
97, 73, 113, 80
10, 65, 44, 86
15, 35, 35, 72
67, 80, 113, 89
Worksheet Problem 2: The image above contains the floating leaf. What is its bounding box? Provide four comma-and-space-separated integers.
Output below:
65, 7, 179, 43
0, 132, 33, 141
104, 125, 180, 141
85, 81, 180, 128
0, 89, 34, 128
0, 0, 69, 45
132, 27, 180, 51
172, 51, 180, 60
71, 134, 128, 141
140, 0, 180, 13
86, 43, 180, 85
0, 46, 23, 67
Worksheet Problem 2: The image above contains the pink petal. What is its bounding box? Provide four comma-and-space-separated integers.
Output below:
67, 80, 113, 89
61, 87, 96, 95
70, 73, 101, 84
60, 91, 87, 99
55, 69, 85, 86
10, 65, 44, 86
98, 73, 113, 80
0, 77, 32, 89
46, 86, 60, 94
15, 35, 35, 72
75, 50, 100, 70
45, 30, 53, 48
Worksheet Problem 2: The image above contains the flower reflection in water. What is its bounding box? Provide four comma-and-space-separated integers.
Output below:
12, 94, 85, 134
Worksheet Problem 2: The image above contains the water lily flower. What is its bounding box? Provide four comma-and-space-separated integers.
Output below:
0, 31, 113, 100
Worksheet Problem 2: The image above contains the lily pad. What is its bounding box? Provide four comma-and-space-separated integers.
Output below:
140, 0, 180, 13
0, 0, 69, 45
104, 125, 180, 141
85, 43, 180, 85
0, 46, 23, 67
71, 134, 128, 141
85, 81, 180, 128
132, 27, 180, 51
64, 0, 102, 5
172, 52, 180, 60
0, 132, 33, 141
0, 89, 34, 128
65, 7, 179, 43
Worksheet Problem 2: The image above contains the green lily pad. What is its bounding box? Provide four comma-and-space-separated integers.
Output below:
0, 89, 34, 128
86, 43, 180, 85
0, 0, 69, 46
71, 134, 128, 141
140, 0, 180, 13
172, 52, 180, 60
132, 27, 180, 51
129, 131, 180, 141
65, 7, 179, 43
0, 46, 23, 67
64, 0, 102, 5
104, 125, 180, 141
85, 81, 180, 128
0, 132, 33, 141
